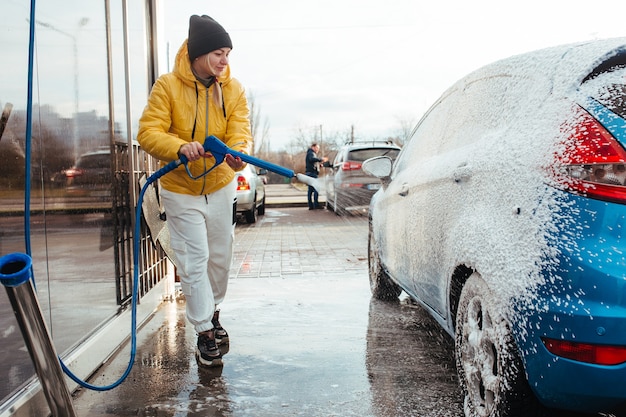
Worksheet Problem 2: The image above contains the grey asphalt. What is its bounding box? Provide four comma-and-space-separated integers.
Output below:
70, 184, 464, 417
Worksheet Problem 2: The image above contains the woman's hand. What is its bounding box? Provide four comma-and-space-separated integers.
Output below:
225, 153, 246, 171
179, 142, 245, 170
178, 142, 207, 162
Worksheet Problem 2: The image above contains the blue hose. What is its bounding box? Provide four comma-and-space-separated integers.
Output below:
24, 0, 36, 256
56, 138, 296, 390
58, 186, 147, 391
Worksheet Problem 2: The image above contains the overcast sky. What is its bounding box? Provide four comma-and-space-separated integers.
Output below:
162, 0, 626, 151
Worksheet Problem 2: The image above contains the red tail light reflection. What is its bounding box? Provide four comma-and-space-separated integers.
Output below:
341, 161, 362, 171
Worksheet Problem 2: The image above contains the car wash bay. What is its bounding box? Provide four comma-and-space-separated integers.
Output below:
71, 200, 464, 417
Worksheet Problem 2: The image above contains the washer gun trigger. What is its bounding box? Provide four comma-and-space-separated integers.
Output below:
143, 135, 253, 184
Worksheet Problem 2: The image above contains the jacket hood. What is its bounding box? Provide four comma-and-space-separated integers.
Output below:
172, 39, 232, 87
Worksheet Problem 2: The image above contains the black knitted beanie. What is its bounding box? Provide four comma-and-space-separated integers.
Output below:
187, 15, 232, 61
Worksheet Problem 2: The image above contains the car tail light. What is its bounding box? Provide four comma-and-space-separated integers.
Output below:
236, 175, 250, 191
340, 183, 365, 188
542, 337, 626, 365
556, 106, 626, 203
341, 161, 362, 171
64, 168, 84, 178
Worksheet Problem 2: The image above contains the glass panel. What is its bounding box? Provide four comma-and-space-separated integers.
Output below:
0, 0, 130, 403
109, 0, 149, 146
32, 0, 117, 357
0, 0, 158, 406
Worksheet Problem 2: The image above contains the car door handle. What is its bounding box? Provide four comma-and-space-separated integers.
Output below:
399, 183, 409, 197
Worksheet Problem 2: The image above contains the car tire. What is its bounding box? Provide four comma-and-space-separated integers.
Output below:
368, 224, 401, 301
333, 191, 346, 216
455, 273, 545, 417
258, 196, 266, 216
244, 195, 258, 224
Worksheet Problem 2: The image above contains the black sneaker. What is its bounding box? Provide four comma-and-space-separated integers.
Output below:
195, 329, 223, 367
212, 310, 229, 345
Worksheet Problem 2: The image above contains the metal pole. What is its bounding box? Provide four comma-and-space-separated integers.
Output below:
0, 253, 77, 417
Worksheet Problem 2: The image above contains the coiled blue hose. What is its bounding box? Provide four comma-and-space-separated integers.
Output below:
59, 185, 148, 391
55, 142, 242, 390
58, 155, 190, 390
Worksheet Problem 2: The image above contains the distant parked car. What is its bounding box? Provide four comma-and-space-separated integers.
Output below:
365, 38, 626, 417
64, 148, 112, 197
324, 141, 400, 215
236, 165, 266, 223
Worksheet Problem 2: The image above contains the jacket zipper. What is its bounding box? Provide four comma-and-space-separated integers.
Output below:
192, 79, 227, 196
199, 85, 209, 195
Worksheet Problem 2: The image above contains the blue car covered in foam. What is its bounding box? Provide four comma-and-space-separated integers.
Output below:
365, 38, 626, 416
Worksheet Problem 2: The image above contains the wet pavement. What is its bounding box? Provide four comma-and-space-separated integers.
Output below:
71, 186, 464, 417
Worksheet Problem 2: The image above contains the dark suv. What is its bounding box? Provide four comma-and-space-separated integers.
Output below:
324, 141, 401, 214
64, 149, 112, 198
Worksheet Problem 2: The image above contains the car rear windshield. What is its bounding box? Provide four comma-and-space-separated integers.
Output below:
592, 82, 626, 119
348, 148, 400, 162
583, 62, 626, 119
78, 154, 111, 169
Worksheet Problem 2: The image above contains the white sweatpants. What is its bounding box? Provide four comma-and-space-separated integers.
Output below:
160, 182, 236, 333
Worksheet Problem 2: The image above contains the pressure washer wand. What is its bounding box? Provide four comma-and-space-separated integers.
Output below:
146, 135, 320, 190
203, 135, 295, 178
203, 135, 321, 189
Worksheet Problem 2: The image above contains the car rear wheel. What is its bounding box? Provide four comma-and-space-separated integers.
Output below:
455, 273, 545, 417
368, 224, 401, 301
333, 191, 346, 216
258, 195, 266, 216
244, 195, 258, 224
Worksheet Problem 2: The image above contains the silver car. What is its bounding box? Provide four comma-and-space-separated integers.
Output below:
235, 165, 266, 223
324, 142, 400, 215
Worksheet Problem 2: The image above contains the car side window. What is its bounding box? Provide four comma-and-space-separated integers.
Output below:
392, 72, 549, 179
392, 92, 455, 176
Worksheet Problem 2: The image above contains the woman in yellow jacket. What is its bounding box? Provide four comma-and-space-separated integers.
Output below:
138, 15, 252, 367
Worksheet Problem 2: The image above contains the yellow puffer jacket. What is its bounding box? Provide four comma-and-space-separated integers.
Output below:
137, 40, 252, 196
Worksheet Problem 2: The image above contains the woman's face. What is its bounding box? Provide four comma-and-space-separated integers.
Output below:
195, 47, 230, 78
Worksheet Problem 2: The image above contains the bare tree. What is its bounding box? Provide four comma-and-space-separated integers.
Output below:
247, 91, 270, 156
394, 114, 418, 146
